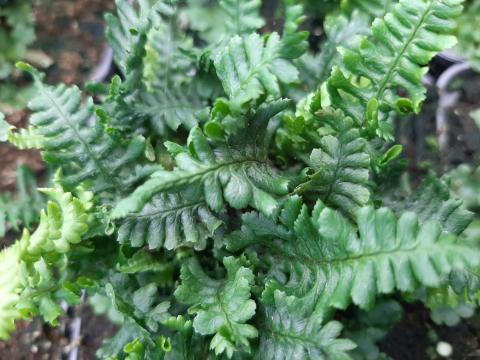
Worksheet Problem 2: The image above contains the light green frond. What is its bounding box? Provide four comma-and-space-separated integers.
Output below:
3, 125, 44, 149
175, 256, 257, 358
0, 185, 92, 339
0, 243, 22, 340
25, 187, 92, 255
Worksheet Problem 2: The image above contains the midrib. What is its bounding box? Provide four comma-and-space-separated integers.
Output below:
41, 84, 121, 188
373, 1, 434, 103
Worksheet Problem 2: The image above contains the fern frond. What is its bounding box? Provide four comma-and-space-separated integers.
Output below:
257, 290, 356, 360
214, 4, 307, 113
220, 0, 265, 36
0, 1, 35, 79
138, 85, 205, 135
388, 174, 473, 235
214, 33, 300, 113
341, 0, 396, 18
0, 165, 44, 237
139, 4, 206, 135
105, 0, 208, 136
228, 197, 480, 318
25, 187, 92, 255
117, 191, 222, 251
183, 0, 264, 44
175, 256, 257, 358
295, 109, 371, 217
3, 126, 44, 149
326, 0, 463, 134
0, 185, 92, 339
113, 100, 291, 218
105, 0, 164, 75
0, 243, 22, 340
316, 12, 371, 84
10, 64, 157, 195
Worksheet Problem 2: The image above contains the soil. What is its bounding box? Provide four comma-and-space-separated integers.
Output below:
380, 303, 480, 360
0, 305, 117, 360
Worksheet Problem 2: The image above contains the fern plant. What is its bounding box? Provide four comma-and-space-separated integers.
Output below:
0, 0, 478, 359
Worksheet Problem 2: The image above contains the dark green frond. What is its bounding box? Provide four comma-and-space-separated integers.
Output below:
295, 109, 371, 217
326, 0, 463, 136
228, 197, 480, 318
257, 291, 356, 360
9, 65, 158, 195
112, 100, 291, 218
175, 256, 257, 358
117, 192, 222, 251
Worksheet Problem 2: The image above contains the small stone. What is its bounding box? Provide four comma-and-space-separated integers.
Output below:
436, 341, 453, 358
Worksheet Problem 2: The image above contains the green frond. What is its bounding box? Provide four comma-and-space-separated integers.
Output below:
112, 100, 291, 219
105, 282, 171, 335
220, 0, 265, 36
0, 1, 35, 79
295, 109, 371, 217
117, 192, 222, 251
257, 290, 356, 360
214, 4, 308, 114
388, 174, 473, 235
228, 197, 480, 318
316, 12, 371, 85
116, 249, 175, 277
138, 85, 205, 136
105, 0, 163, 74
139, 4, 206, 135
0, 243, 22, 340
183, 0, 264, 44
11, 65, 157, 195
175, 256, 257, 358
326, 0, 463, 135
341, 0, 396, 18
0, 185, 93, 339
214, 33, 299, 113
0, 165, 44, 237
